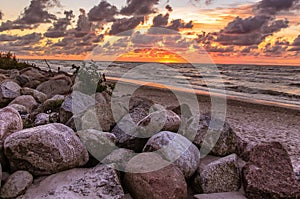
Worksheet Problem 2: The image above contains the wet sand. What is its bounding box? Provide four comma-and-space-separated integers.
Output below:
111, 79, 300, 177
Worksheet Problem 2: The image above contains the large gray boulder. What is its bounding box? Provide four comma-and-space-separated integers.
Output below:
0, 80, 21, 106
124, 153, 187, 199
60, 91, 95, 124
17, 164, 124, 199
36, 75, 72, 98
111, 114, 148, 152
193, 154, 241, 194
9, 95, 38, 113
137, 109, 181, 134
76, 129, 117, 161
21, 87, 47, 103
0, 171, 33, 198
143, 131, 200, 178
4, 123, 89, 175
242, 142, 300, 199
0, 107, 23, 146
184, 114, 237, 156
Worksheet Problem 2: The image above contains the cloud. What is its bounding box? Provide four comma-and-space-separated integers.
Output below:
263, 42, 288, 56
0, 11, 3, 20
120, 0, 159, 16
216, 16, 289, 46
74, 9, 92, 37
292, 35, 300, 46
254, 0, 300, 15
204, 45, 234, 53
0, 34, 21, 42
44, 10, 75, 38
109, 17, 144, 35
167, 19, 193, 31
131, 31, 160, 47
165, 5, 173, 12
223, 16, 270, 34
0, 0, 59, 32
16, 0, 59, 24
88, 1, 118, 22
152, 13, 169, 27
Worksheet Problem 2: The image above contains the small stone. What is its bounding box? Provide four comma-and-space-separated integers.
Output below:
193, 154, 241, 194
0, 171, 33, 198
21, 87, 47, 103
34, 113, 49, 126
42, 95, 65, 113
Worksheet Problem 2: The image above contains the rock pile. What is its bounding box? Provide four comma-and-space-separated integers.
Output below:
0, 66, 298, 199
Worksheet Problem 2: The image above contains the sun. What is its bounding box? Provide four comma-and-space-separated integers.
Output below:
115, 48, 188, 63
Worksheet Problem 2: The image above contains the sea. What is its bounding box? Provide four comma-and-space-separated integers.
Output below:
24, 59, 300, 108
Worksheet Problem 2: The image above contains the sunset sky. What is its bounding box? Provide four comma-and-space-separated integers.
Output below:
0, 0, 300, 65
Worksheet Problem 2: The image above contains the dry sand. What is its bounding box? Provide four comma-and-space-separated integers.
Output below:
111, 80, 300, 177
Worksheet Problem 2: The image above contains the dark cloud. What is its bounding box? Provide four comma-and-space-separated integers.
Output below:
88, 1, 118, 22
74, 9, 92, 37
204, 45, 234, 53
44, 10, 75, 38
165, 5, 173, 12
292, 35, 300, 46
152, 13, 169, 27
0, 34, 21, 42
0, 0, 59, 32
167, 19, 193, 31
120, 0, 159, 16
216, 16, 289, 46
0, 11, 3, 20
254, 0, 300, 15
16, 0, 59, 24
131, 31, 160, 47
223, 16, 270, 34
2, 33, 43, 47
263, 42, 288, 56
109, 17, 144, 35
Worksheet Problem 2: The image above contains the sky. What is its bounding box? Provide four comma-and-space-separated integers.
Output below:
0, 0, 300, 65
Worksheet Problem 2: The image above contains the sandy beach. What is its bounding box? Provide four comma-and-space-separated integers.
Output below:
112, 79, 300, 178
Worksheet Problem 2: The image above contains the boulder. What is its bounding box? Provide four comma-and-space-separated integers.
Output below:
194, 192, 247, 199
242, 142, 300, 199
81, 93, 115, 132
124, 153, 187, 199
9, 95, 38, 113
4, 123, 89, 176
36, 75, 72, 98
112, 114, 148, 152
102, 148, 135, 171
17, 164, 124, 199
193, 154, 241, 194
137, 110, 181, 134
21, 87, 47, 103
184, 114, 237, 156
42, 95, 65, 113
60, 91, 95, 124
34, 113, 49, 126
143, 131, 200, 178
0, 171, 33, 198
8, 104, 28, 115
76, 129, 117, 161
0, 107, 23, 146
0, 80, 21, 106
